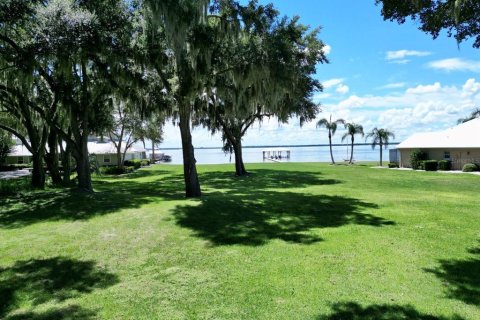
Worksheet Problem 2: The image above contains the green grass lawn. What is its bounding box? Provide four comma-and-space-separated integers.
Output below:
0, 163, 479, 319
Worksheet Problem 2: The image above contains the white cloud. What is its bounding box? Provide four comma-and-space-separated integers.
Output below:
336, 84, 350, 94
159, 79, 480, 148
406, 82, 441, 94
324, 78, 480, 142
378, 82, 406, 90
322, 78, 344, 89
462, 78, 480, 96
390, 59, 410, 65
322, 44, 331, 55
428, 58, 480, 73
386, 50, 432, 61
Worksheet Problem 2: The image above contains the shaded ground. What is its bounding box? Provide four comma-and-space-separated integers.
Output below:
172, 169, 393, 246
317, 302, 465, 320
0, 257, 117, 319
425, 243, 480, 306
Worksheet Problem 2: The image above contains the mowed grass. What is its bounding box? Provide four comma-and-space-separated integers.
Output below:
0, 163, 479, 319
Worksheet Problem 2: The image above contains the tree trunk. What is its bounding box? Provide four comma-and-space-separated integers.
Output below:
74, 135, 93, 192
116, 144, 123, 168
379, 142, 383, 166
45, 129, 63, 185
328, 132, 335, 164
31, 152, 45, 189
179, 102, 201, 197
151, 140, 155, 163
350, 136, 354, 164
61, 141, 72, 187
232, 139, 247, 176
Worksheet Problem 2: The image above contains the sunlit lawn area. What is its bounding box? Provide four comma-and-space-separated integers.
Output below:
0, 163, 479, 319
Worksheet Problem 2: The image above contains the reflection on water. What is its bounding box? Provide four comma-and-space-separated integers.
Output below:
158, 145, 396, 165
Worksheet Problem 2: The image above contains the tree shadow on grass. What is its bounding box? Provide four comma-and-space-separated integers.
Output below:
171, 169, 393, 246
0, 257, 118, 319
317, 302, 465, 320
199, 169, 342, 194
172, 190, 393, 246
5, 305, 96, 320
0, 171, 186, 229
425, 243, 480, 306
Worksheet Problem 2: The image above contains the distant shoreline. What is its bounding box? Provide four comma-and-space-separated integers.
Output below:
157, 142, 400, 151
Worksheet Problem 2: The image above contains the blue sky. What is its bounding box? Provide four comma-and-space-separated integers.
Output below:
161, 0, 480, 148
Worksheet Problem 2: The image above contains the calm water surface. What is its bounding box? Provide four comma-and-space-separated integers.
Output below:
159, 145, 397, 165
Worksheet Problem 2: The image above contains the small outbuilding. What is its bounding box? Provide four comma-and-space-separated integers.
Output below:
396, 118, 480, 170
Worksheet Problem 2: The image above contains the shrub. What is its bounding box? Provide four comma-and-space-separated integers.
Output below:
101, 166, 134, 175
462, 163, 479, 172
124, 159, 141, 169
424, 160, 438, 171
438, 160, 452, 171
388, 163, 399, 168
410, 150, 428, 170
140, 159, 150, 166
0, 177, 32, 196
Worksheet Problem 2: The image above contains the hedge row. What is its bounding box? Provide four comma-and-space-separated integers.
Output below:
123, 159, 150, 169
462, 163, 480, 172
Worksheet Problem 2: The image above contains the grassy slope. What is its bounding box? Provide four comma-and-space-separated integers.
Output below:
0, 163, 479, 319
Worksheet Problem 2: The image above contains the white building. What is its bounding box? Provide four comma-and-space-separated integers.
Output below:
396, 118, 480, 170
3, 141, 146, 166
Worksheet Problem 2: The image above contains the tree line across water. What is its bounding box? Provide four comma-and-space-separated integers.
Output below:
1, 0, 478, 197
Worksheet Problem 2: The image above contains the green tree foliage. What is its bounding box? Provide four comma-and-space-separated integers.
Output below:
317, 116, 345, 165
1, 0, 136, 191
341, 123, 364, 165
365, 127, 395, 166
376, 0, 480, 48
144, 0, 221, 197
195, 1, 327, 176
0, 130, 14, 164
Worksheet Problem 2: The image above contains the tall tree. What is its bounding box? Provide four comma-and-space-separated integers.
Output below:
0, 81, 51, 188
0, 0, 135, 192
365, 127, 395, 166
317, 115, 345, 165
376, 0, 480, 48
144, 0, 241, 196
196, 2, 326, 176
341, 123, 364, 165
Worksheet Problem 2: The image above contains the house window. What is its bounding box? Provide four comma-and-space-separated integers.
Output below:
17, 157, 24, 164
444, 151, 451, 160
103, 156, 110, 163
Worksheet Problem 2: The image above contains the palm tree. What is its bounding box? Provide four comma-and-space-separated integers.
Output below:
317, 115, 345, 164
457, 107, 480, 124
365, 128, 395, 166
341, 123, 364, 164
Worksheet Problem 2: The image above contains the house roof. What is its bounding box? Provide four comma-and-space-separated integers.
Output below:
397, 118, 480, 149
9, 145, 32, 157
88, 142, 146, 155
8, 141, 145, 157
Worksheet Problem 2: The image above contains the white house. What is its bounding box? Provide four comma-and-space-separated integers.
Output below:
3, 141, 146, 166
3, 144, 33, 165
89, 141, 147, 166
396, 118, 480, 170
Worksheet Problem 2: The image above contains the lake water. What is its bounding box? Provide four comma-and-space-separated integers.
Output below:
159, 144, 397, 165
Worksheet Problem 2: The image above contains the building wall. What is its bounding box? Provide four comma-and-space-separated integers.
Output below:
93, 152, 145, 167
4, 156, 33, 165
399, 148, 480, 170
